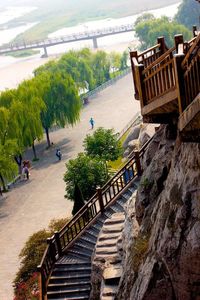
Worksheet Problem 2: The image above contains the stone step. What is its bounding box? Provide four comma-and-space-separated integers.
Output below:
102, 285, 118, 297
103, 265, 122, 285
94, 253, 121, 263
96, 239, 120, 248
98, 232, 120, 241
73, 242, 94, 254
95, 246, 118, 255
102, 223, 123, 234
78, 236, 96, 247
48, 280, 91, 291
53, 266, 91, 275
48, 296, 89, 300
89, 224, 101, 234
49, 273, 91, 284
111, 202, 124, 212
55, 261, 91, 269
47, 287, 90, 298
84, 229, 98, 240
101, 296, 114, 300
66, 248, 92, 260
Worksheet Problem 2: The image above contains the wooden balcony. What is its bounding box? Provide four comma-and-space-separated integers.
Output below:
131, 30, 200, 142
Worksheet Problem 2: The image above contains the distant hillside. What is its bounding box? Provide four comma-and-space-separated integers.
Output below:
2, 0, 180, 41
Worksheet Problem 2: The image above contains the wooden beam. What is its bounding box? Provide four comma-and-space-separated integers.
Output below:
178, 93, 200, 131
174, 53, 186, 113
141, 88, 178, 115
143, 113, 178, 124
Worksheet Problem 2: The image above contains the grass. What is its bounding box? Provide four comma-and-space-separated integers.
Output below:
108, 128, 131, 171
5, 49, 40, 58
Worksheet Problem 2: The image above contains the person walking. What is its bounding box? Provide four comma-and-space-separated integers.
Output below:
89, 117, 94, 129
56, 148, 62, 161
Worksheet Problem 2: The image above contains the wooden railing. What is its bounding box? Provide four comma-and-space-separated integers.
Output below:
38, 136, 153, 299
182, 35, 200, 108
130, 37, 168, 99
131, 31, 200, 117
142, 47, 176, 105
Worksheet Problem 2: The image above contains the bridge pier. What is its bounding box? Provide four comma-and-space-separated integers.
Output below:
92, 37, 98, 49
42, 46, 48, 58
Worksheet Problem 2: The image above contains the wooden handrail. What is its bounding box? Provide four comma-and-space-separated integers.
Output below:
138, 43, 160, 60
181, 34, 200, 68
38, 132, 153, 299
142, 46, 175, 74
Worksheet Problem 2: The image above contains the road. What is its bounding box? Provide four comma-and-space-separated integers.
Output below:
0, 73, 140, 299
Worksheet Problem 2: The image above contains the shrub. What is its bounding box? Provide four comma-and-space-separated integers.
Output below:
14, 217, 70, 299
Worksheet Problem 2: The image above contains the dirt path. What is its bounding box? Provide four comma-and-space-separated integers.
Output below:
0, 73, 140, 299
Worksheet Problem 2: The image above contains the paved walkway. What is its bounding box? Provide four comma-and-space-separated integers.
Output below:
0, 73, 140, 299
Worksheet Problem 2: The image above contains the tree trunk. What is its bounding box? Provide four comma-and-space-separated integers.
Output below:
14, 154, 22, 174
105, 160, 109, 180
0, 173, 6, 192
45, 127, 51, 148
32, 142, 38, 160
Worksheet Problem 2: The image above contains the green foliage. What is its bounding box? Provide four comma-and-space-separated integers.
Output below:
34, 70, 81, 147
135, 16, 192, 50
14, 217, 70, 286
92, 50, 111, 85
175, 0, 200, 29
134, 13, 155, 27
72, 183, 85, 216
120, 50, 129, 71
5, 49, 40, 58
130, 234, 149, 272
64, 153, 108, 201
140, 177, 151, 191
83, 127, 123, 161
15, 230, 51, 283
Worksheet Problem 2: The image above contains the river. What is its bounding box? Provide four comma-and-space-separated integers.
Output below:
0, 2, 181, 90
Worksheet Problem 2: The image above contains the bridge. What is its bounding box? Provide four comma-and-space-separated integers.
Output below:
0, 23, 134, 57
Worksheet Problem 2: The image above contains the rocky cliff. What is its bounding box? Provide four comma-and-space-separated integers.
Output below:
116, 125, 200, 300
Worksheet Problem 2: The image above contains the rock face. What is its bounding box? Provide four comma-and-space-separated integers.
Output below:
116, 125, 200, 300
123, 123, 157, 158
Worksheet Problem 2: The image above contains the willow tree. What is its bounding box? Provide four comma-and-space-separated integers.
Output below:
35, 71, 81, 147
0, 106, 18, 190
92, 50, 111, 86
57, 50, 95, 90
17, 79, 45, 160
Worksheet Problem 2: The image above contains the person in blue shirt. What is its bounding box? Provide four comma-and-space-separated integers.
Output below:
90, 117, 94, 129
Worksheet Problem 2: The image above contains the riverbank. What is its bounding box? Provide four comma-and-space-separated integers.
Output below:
12, 0, 180, 41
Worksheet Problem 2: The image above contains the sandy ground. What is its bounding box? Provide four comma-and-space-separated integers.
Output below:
0, 71, 140, 299
0, 40, 139, 90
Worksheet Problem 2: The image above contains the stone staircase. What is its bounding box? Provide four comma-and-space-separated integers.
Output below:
92, 212, 125, 300
46, 179, 139, 299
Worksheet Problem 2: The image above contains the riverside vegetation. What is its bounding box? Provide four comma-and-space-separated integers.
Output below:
0, 47, 128, 191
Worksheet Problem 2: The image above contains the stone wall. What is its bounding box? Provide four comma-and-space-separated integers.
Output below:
116, 125, 200, 300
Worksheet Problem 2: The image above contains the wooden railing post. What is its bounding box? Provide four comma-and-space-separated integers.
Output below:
97, 187, 104, 213
174, 53, 186, 114
135, 63, 145, 107
37, 265, 46, 300
157, 36, 166, 54
47, 237, 56, 263
134, 151, 142, 176
130, 51, 140, 100
174, 34, 184, 53
54, 231, 62, 257
193, 25, 197, 37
